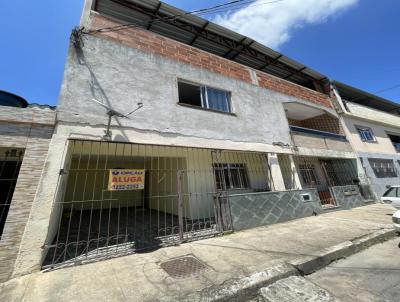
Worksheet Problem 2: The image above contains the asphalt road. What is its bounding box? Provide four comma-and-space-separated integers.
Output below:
307, 238, 400, 302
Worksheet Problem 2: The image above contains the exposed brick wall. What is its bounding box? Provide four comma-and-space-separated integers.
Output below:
0, 107, 55, 282
256, 72, 332, 108
288, 114, 344, 135
89, 14, 333, 109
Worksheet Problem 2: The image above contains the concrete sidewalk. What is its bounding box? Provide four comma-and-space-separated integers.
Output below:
1, 204, 397, 302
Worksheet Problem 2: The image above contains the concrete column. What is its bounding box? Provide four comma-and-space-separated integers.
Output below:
268, 153, 286, 191
288, 155, 303, 190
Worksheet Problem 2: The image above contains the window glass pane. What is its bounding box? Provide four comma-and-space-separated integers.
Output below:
178, 82, 202, 107
357, 127, 374, 142
205, 87, 231, 112
383, 187, 396, 197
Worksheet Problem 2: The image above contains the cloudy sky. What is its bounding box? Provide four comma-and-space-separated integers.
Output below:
0, 0, 399, 105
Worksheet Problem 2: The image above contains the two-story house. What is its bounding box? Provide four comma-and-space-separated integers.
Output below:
1, 0, 375, 281
333, 81, 400, 197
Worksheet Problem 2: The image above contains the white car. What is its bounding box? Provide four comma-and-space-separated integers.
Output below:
381, 186, 400, 209
381, 186, 400, 233
393, 210, 400, 233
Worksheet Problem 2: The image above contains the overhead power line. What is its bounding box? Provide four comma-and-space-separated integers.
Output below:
87, 0, 284, 34
374, 83, 400, 95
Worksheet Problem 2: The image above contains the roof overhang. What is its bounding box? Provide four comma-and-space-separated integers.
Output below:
283, 102, 332, 120
91, 0, 329, 92
333, 81, 400, 114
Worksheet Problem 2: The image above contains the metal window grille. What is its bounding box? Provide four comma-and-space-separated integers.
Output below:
368, 158, 397, 178
43, 140, 273, 269
213, 163, 249, 190
298, 164, 320, 186
0, 148, 24, 239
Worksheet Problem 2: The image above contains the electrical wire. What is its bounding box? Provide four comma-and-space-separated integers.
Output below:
374, 83, 400, 95
87, 0, 284, 34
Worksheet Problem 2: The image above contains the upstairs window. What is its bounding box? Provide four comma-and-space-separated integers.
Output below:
356, 126, 375, 142
368, 158, 397, 178
387, 133, 400, 152
178, 81, 232, 113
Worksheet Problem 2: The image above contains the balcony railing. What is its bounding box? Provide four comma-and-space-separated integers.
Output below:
289, 125, 347, 141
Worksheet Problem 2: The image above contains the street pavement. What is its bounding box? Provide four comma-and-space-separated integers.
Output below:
0, 203, 396, 301
257, 238, 400, 302
308, 238, 400, 302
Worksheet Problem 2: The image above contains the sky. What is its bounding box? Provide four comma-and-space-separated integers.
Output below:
0, 0, 399, 106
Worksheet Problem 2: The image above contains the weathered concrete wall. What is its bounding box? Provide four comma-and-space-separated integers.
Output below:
357, 152, 400, 197
342, 112, 400, 155
0, 106, 55, 283
291, 132, 352, 152
346, 101, 400, 129
58, 35, 296, 149
229, 189, 322, 231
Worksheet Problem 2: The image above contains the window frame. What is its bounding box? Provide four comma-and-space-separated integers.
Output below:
177, 79, 233, 114
298, 163, 320, 187
386, 132, 400, 153
213, 163, 249, 190
355, 125, 376, 142
368, 158, 398, 178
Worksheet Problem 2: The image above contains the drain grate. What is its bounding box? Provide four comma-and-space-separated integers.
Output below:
160, 255, 209, 279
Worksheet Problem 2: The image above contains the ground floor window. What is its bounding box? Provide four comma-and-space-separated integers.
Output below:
368, 158, 397, 178
213, 163, 249, 190
298, 163, 320, 187
0, 148, 24, 239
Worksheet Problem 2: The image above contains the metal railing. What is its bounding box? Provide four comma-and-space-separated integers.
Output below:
289, 125, 347, 141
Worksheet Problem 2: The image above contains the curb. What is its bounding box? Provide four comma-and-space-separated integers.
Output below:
179, 228, 397, 302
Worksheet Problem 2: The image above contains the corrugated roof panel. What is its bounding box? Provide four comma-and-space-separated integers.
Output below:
192, 37, 230, 56
97, 1, 151, 26
150, 22, 195, 44
234, 54, 265, 70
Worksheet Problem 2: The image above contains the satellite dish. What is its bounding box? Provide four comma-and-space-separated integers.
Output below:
90, 98, 144, 140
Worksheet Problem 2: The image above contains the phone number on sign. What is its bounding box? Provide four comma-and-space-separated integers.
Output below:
111, 184, 144, 190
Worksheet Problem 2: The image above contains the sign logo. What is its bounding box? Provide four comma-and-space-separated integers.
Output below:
108, 169, 145, 191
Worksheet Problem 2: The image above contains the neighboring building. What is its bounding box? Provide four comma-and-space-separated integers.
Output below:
0, 92, 55, 282
333, 81, 400, 197
1, 0, 374, 281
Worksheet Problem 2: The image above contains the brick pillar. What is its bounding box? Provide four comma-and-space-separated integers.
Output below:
0, 125, 53, 282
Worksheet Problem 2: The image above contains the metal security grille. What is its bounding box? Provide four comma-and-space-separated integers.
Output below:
0, 148, 24, 239
368, 158, 398, 178
43, 140, 273, 269
294, 157, 358, 208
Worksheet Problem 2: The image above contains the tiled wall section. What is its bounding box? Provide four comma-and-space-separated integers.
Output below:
330, 185, 366, 209
90, 14, 333, 109
228, 189, 323, 231
0, 107, 55, 282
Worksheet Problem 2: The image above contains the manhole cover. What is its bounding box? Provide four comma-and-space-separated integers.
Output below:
160, 255, 209, 279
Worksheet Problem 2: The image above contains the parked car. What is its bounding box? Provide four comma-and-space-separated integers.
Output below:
392, 210, 400, 233
381, 186, 400, 209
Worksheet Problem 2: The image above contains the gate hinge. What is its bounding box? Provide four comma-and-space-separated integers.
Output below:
59, 169, 67, 175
